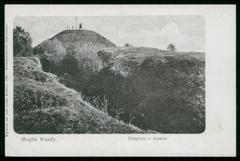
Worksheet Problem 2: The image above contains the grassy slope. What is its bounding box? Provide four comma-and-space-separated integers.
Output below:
91, 47, 205, 133
14, 57, 143, 134
98, 46, 205, 76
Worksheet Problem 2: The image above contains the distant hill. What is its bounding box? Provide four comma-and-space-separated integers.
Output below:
98, 46, 205, 76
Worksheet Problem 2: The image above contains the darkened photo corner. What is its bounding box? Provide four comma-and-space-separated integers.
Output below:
13, 16, 205, 134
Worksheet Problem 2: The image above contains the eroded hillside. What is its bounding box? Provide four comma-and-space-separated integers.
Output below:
86, 47, 205, 133
14, 57, 144, 133
29, 29, 205, 133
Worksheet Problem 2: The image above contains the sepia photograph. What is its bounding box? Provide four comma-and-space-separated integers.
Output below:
13, 16, 205, 134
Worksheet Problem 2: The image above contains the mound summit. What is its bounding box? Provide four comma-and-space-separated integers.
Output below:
34, 29, 116, 65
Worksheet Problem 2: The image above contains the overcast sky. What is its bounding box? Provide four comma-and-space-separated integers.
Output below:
14, 16, 205, 52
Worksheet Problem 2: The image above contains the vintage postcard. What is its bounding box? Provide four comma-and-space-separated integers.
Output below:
5, 5, 236, 156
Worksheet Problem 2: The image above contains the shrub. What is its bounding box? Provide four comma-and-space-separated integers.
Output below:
13, 26, 33, 57
14, 57, 58, 82
167, 43, 176, 52
124, 43, 133, 47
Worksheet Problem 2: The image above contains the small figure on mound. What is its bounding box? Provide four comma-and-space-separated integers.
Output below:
79, 23, 82, 29
67, 26, 69, 30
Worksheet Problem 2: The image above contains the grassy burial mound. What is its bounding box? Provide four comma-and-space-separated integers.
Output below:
33, 30, 116, 91
14, 57, 143, 134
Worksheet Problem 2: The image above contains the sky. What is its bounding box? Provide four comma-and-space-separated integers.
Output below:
14, 16, 205, 52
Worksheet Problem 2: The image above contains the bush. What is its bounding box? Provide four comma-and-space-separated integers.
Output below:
14, 57, 58, 82
13, 26, 33, 57
167, 43, 176, 52
124, 43, 133, 47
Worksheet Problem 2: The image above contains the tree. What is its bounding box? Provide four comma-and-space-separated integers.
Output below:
124, 43, 133, 47
13, 26, 33, 57
167, 43, 176, 52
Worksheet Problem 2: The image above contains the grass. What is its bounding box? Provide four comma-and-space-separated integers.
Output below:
82, 53, 205, 133
14, 57, 143, 134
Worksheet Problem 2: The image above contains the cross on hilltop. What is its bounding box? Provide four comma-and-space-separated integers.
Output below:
66, 17, 83, 30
